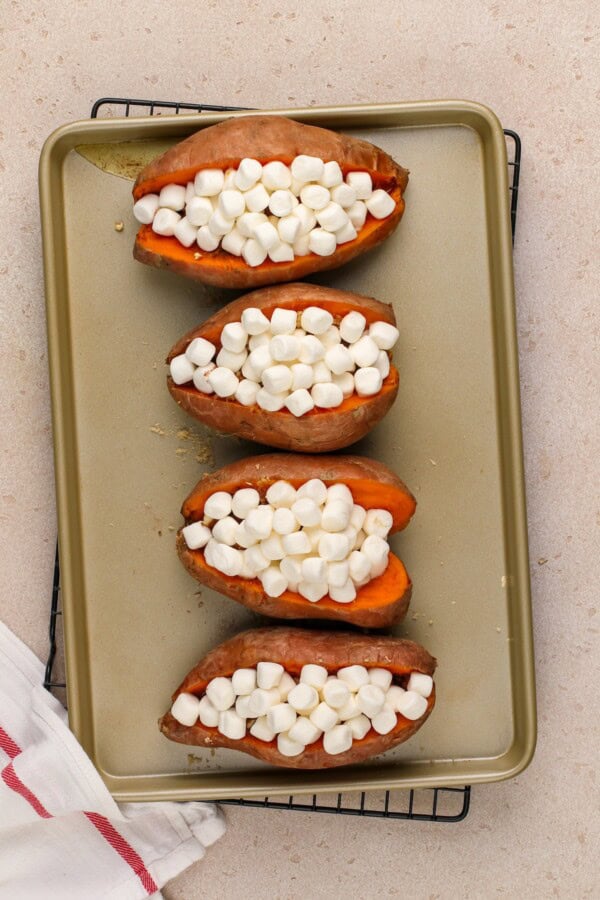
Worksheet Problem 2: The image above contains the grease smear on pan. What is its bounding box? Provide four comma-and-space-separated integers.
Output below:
171, 661, 432, 757
170, 306, 399, 416
133, 155, 396, 266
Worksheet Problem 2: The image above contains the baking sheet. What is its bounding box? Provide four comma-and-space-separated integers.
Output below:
40, 102, 535, 800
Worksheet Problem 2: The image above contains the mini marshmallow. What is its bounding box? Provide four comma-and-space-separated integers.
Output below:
243, 545, 269, 574
261, 566, 288, 597
369, 321, 400, 351
196, 225, 220, 252
310, 702, 339, 733
300, 664, 329, 689
312, 361, 332, 384
193, 363, 215, 394
347, 200, 368, 230
247, 687, 280, 717
308, 228, 337, 256
299, 335, 325, 364
277, 733, 304, 757
244, 183, 271, 213
133, 193, 159, 224
361, 534, 390, 575
337, 665, 370, 691
152, 208, 180, 236
277, 215, 301, 245
262, 161, 292, 191
300, 184, 330, 211
234, 158, 263, 191
194, 169, 225, 196
364, 508, 393, 538
266, 481, 297, 508
185, 182, 196, 203
319, 326, 341, 349
320, 160, 343, 188
327, 484, 354, 505
322, 678, 350, 710
338, 695, 362, 721
221, 227, 246, 257
270, 307, 298, 335
249, 715, 276, 742
293, 204, 317, 235
205, 676, 235, 712
242, 307, 271, 335
318, 532, 351, 562
304, 527, 325, 552
207, 366, 239, 397
335, 221, 358, 244
301, 306, 334, 336
205, 541, 243, 577
159, 183, 186, 211
256, 388, 287, 412
248, 345, 274, 375
346, 171, 373, 200
301, 556, 328, 584
267, 703, 297, 734
235, 379, 259, 407
235, 695, 252, 718
368, 668, 393, 691
324, 344, 354, 375
280, 556, 304, 584
282, 530, 312, 555
290, 363, 314, 391
278, 672, 296, 700
350, 505, 367, 531
223, 168, 237, 190
182, 521, 211, 550
339, 311, 366, 345
291, 498, 322, 528
260, 534, 285, 561
323, 723, 352, 755
371, 706, 397, 735
329, 580, 357, 604
268, 189, 295, 217
316, 201, 349, 233
311, 382, 344, 409
245, 505, 274, 540
232, 668, 257, 696
208, 209, 234, 237
237, 211, 268, 238
272, 507, 297, 535
288, 682, 319, 714
257, 661, 284, 690
297, 479, 328, 506
254, 221, 280, 251
169, 354, 195, 385
270, 334, 300, 361
212, 516, 239, 546
349, 714, 371, 741
268, 239, 296, 263
366, 189, 396, 219
186, 336, 216, 366
331, 183, 357, 208
204, 491, 232, 520
327, 560, 350, 588
291, 154, 325, 183
356, 684, 386, 718
288, 716, 322, 746
321, 500, 352, 533
385, 685, 407, 712
198, 695, 220, 727
407, 673, 434, 698
332, 372, 355, 398
285, 388, 314, 417
375, 350, 390, 379
216, 347, 247, 372
185, 196, 213, 227
170, 692, 200, 726
262, 364, 293, 394
350, 335, 379, 367
298, 581, 328, 602
354, 367, 383, 397
218, 709, 246, 740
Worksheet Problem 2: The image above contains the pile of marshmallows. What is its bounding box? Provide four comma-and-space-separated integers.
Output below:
133, 155, 396, 266
170, 305, 399, 417
171, 662, 433, 757
182, 479, 393, 603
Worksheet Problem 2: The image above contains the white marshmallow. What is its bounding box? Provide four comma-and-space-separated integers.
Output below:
221, 227, 246, 257
249, 333, 272, 353
354, 366, 383, 397
262, 161, 292, 190
243, 544, 269, 574
318, 532, 351, 562
321, 500, 352, 532
350, 335, 379, 367
374, 350, 390, 379
277, 732, 304, 757
260, 534, 285, 561
278, 671, 296, 701
235, 379, 259, 406
242, 307, 271, 335
185, 195, 213, 227
361, 534, 390, 576
256, 388, 287, 412
337, 665, 369, 691
300, 184, 330, 211
298, 581, 328, 602
349, 714, 371, 740
267, 703, 297, 734
288, 682, 319, 714
207, 366, 239, 397
250, 715, 276, 742
280, 556, 303, 584
205, 676, 235, 711
369, 320, 400, 350
293, 234, 311, 256
198, 695, 220, 727
324, 344, 354, 375
245, 505, 274, 540
208, 209, 234, 237
235, 695, 252, 718
269, 307, 297, 335
364, 508, 393, 538
194, 169, 225, 197
169, 353, 195, 385
266, 481, 297, 508
133, 193, 160, 224
159, 183, 186, 211
268, 189, 295, 217
293, 204, 317, 235
216, 347, 247, 372
237, 211, 268, 238
170, 692, 200, 726
277, 215, 301, 244
152, 208, 180, 236
338, 695, 362, 721
212, 516, 238, 546
346, 171, 373, 200
316, 201, 349, 233
272, 507, 297, 535
342, 525, 358, 549
291, 497, 321, 528
223, 168, 237, 190
339, 311, 366, 344
248, 345, 274, 375
350, 505, 367, 531
311, 382, 343, 409
371, 707, 397, 735
185, 182, 196, 204
247, 687, 280, 717
310, 702, 339, 733
220, 324, 248, 356
205, 540, 243, 577
329, 580, 356, 604
218, 709, 246, 740
182, 521, 211, 550
261, 364, 292, 394
204, 491, 232, 520
288, 716, 322, 746
332, 372, 355, 398
322, 678, 350, 709
320, 160, 343, 188
232, 668, 257, 696
234, 158, 263, 191
196, 225, 220, 251
291, 154, 325, 183
254, 221, 280, 251
369, 668, 393, 691
308, 229, 337, 256
304, 527, 325, 552
347, 200, 368, 230
301, 556, 328, 584
319, 326, 341, 349
356, 684, 386, 718
298, 335, 325, 364
282, 530, 311, 555
335, 221, 358, 244
257, 661, 284, 690
385, 685, 407, 713
327, 484, 354, 505
323, 723, 352, 755
260, 565, 288, 597
299, 664, 329, 689
244, 183, 271, 213
297, 479, 328, 506
186, 337, 216, 367
366, 189, 396, 219
327, 560, 350, 588
193, 364, 215, 395
301, 306, 334, 336
407, 673, 434, 698
290, 363, 314, 390
270, 334, 300, 362
285, 388, 313, 417
331, 183, 357, 208
312, 361, 332, 384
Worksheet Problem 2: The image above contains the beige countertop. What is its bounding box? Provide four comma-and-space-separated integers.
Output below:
1, 1, 598, 897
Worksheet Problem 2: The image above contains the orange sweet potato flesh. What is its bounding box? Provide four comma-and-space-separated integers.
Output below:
133, 115, 408, 289
167, 283, 399, 453
177, 453, 416, 628
159, 627, 436, 769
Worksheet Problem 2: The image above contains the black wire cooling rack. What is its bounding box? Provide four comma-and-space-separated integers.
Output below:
44, 97, 522, 824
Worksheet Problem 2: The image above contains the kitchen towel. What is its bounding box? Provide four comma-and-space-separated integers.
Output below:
0, 620, 226, 899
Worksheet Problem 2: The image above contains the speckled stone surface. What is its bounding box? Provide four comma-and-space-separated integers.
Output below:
0, 1, 598, 897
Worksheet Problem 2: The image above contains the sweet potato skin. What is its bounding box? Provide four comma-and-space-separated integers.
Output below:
133, 115, 408, 288
159, 627, 436, 769
167, 283, 400, 453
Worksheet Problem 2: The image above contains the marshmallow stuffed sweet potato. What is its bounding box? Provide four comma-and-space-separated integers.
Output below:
167, 283, 400, 453
160, 627, 436, 769
133, 115, 408, 288
177, 453, 415, 629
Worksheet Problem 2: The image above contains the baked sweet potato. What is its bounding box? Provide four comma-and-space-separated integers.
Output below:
167, 283, 399, 453
133, 114, 408, 288
177, 453, 416, 628
160, 627, 436, 769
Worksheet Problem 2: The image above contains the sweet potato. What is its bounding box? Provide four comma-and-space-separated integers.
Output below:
133, 115, 408, 288
167, 283, 399, 453
160, 627, 436, 769
178, 453, 416, 628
